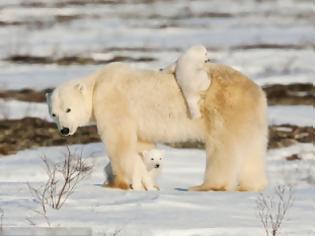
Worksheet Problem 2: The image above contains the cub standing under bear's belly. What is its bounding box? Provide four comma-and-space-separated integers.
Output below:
47, 61, 268, 192
104, 149, 164, 190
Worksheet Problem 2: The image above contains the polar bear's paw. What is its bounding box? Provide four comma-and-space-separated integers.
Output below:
103, 177, 130, 190
188, 184, 229, 192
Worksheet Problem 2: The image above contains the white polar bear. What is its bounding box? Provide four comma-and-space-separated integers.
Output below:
140, 149, 164, 189
104, 149, 164, 190
47, 62, 268, 192
176, 45, 211, 119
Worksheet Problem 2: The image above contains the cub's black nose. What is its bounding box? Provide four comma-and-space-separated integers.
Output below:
60, 127, 70, 135
155, 164, 160, 168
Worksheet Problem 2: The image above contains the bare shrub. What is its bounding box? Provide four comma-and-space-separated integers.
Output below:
28, 147, 92, 211
256, 185, 294, 236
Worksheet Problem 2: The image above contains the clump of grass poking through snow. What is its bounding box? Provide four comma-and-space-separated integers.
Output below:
256, 185, 294, 236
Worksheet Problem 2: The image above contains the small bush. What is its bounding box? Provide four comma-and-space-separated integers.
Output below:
28, 147, 92, 212
256, 185, 294, 236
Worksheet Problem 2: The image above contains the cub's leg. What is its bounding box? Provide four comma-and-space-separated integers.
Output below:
186, 95, 202, 119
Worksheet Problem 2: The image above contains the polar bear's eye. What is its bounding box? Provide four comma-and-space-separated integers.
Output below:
52, 113, 56, 117
66, 108, 71, 113
151, 158, 154, 161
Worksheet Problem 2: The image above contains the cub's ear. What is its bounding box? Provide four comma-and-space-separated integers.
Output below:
74, 82, 86, 94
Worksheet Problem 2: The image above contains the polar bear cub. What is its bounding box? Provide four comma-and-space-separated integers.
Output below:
104, 149, 164, 190
140, 149, 164, 189
163, 45, 211, 119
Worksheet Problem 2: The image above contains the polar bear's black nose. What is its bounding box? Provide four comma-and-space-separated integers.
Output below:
60, 127, 70, 135
155, 164, 160, 168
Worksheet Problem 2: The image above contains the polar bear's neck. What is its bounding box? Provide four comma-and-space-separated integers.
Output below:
81, 74, 97, 125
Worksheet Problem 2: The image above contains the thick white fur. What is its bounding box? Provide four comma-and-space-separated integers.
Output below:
175, 45, 210, 118
104, 149, 164, 190
48, 62, 268, 192
141, 149, 164, 189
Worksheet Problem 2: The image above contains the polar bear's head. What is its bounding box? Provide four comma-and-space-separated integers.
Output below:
180, 45, 209, 69
47, 80, 92, 136
141, 149, 165, 171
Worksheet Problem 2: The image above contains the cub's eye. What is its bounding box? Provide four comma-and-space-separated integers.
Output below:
151, 158, 154, 161
66, 108, 71, 113
52, 113, 56, 117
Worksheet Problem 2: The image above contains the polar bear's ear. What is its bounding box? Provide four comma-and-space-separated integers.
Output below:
141, 150, 148, 159
45, 92, 52, 104
45, 92, 51, 100
74, 83, 85, 94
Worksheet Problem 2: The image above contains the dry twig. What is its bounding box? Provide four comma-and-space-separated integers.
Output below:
256, 185, 294, 236
28, 147, 92, 211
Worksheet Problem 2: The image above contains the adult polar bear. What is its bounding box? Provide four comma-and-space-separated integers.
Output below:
48, 62, 268, 192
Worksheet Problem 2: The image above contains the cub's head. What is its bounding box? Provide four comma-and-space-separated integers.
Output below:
47, 80, 92, 136
141, 149, 165, 171
182, 45, 209, 68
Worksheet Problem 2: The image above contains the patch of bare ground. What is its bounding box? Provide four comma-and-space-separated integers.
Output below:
1, 83, 313, 105
0, 88, 53, 103
232, 43, 314, 50
264, 83, 314, 106
4, 54, 155, 65
0, 118, 100, 155
0, 118, 313, 155
0, 21, 23, 27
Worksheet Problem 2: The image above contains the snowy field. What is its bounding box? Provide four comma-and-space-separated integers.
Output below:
0, 0, 314, 235
0, 143, 314, 236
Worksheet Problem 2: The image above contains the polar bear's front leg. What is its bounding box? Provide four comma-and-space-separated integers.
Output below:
95, 103, 155, 190
132, 158, 156, 191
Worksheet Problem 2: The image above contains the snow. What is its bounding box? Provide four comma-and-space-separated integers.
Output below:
268, 105, 314, 126
0, 143, 314, 235
0, 99, 51, 120
0, 0, 314, 90
0, 0, 314, 235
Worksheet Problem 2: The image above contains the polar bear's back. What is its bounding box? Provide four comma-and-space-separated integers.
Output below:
203, 63, 267, 139
93, 63, 205, 143
93, 62, 266, 144
94, 63, 188, 117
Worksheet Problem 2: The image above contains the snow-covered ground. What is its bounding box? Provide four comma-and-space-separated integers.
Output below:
0, 143, 314, 236
0, 0, 314, 235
